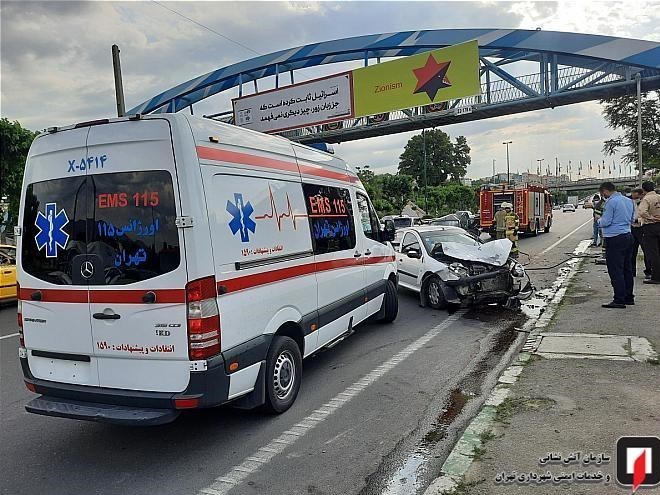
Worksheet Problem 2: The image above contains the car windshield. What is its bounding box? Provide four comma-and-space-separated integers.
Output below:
420, 230, 480, 254
393, 217, 413, 229
0, 247, 16, 262
430, 219, 460, 227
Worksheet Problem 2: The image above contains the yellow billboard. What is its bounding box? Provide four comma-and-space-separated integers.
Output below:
352, 40, 480, 117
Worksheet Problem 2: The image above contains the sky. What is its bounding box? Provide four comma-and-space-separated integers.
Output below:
1, 0, 659, 179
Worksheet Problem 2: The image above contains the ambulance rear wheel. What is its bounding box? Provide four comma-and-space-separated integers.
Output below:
262, 336, 302, 414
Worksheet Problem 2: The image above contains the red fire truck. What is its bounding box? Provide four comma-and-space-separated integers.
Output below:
479, 183, 553, 236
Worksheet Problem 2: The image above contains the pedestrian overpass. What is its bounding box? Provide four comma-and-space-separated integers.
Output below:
555, 176, 640, 194
128, 29, 660, 144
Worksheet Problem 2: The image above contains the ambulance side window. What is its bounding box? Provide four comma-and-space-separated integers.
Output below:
356, 192, 381, 241
302, 183, 356, 254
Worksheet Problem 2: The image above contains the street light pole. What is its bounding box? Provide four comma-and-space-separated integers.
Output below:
492, 159, 496, 182
111, 44, 126, 117
503, 141, 512, 184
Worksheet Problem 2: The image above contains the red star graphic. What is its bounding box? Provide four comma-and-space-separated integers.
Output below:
412, 54, 452, 101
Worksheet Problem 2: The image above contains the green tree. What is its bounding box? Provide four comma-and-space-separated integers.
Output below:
601, 92, 660, 170
398, 129, 470, 186
425, 183, 477, 216
1, 119, 38, 230
452, 135, 471, 178
381, 174, 414, 211
372, 198, 396, 216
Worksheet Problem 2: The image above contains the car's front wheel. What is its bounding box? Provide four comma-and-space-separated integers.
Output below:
424, 275, 447, 310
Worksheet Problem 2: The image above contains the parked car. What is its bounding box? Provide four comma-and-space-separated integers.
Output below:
562, 204, 576, 212
16, 113, 398, 425
430, 213, 480, 238
0, 244, 17, 303
395, 226, 532, 310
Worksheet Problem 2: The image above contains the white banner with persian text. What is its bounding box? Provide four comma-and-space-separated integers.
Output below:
232, 73, 353, 133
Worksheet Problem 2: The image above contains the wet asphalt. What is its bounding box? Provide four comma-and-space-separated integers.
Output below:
0, 209, 593, 495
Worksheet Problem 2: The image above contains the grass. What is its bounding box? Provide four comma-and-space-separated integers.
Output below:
494, 397, 556, 424
478, 429, 496, 443
471, 444, 487, 461
442, 479, 483, 495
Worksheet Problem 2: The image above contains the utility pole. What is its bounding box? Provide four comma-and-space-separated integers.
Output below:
555, 157, 559, 203
636, 72, 643, 186
503, 141, 512, 184
112, 44, 126, 117
423, 129, 428, 213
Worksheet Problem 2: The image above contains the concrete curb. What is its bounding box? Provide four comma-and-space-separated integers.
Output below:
423, 239, 592, 495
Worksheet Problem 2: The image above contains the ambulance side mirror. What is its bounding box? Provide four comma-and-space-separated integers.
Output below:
382, 219, 396, 242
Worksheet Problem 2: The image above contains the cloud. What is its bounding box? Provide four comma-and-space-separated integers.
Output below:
0, 1, 657, 182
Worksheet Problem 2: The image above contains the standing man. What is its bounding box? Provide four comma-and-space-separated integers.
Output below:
591, 194, 603, 246
503, 202, 519, 258
598, 182, 635, 308
638, 181, 660, 284
630, 188, 651, 279
494, 204, 507, 240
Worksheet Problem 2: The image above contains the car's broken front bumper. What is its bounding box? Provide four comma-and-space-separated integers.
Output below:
439, 265, 533, 307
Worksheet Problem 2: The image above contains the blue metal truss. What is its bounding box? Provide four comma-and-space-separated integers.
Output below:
127, 29, 660, 144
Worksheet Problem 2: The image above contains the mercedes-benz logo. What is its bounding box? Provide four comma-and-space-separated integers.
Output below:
81, 261, 94, 279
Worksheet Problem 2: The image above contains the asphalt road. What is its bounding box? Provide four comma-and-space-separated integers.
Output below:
0, 208, 594, 495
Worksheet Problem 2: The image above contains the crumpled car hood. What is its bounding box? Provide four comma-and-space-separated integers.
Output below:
441, 239, 513, 267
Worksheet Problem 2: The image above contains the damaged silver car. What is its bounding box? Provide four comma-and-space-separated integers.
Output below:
395, 226, 533, 310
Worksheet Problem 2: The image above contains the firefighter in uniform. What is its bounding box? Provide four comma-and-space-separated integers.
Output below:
502, 202, 519, 258
494, 204, 507, 239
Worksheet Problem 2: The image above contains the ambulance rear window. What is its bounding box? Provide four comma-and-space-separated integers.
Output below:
90, 170, 180, 285
22, 176, 88, 285
21, 171, 180, 285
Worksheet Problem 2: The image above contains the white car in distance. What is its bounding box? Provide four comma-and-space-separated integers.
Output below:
395, 226, 532, 310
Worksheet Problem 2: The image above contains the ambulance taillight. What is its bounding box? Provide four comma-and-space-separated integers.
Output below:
185, 276, 221, 360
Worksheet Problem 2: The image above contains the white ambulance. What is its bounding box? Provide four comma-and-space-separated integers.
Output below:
16, 114, 398, 425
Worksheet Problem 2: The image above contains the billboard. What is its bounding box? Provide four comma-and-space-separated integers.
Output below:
232, 73, 353, 133
352, 40, 480, 117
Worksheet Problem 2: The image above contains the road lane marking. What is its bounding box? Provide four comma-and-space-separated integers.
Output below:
196, 311, 466, 495
538, 217, 593, 256
0, 333, 19, 341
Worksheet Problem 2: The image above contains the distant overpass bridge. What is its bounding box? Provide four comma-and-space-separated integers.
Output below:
128, 29, 660, 144
553, 176, 639, 193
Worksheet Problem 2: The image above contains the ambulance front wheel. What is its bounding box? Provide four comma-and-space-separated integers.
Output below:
262, 336, 302, 414
376, 279, 398, 323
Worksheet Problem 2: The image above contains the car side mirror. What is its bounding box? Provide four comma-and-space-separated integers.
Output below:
382, 219, 396, 242
406, 249, 421, 259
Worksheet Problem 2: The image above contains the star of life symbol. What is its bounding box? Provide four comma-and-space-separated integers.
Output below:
35, 203, 70, 258
226, 193, 256, 242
